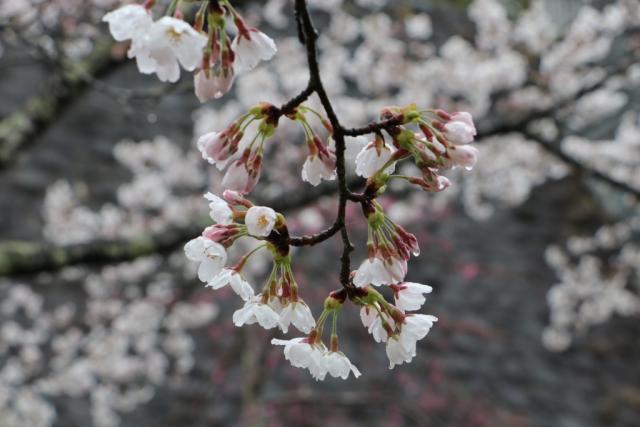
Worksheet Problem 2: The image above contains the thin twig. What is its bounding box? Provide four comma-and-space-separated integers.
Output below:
268, 0, 356, 290
522, 129, 640, 199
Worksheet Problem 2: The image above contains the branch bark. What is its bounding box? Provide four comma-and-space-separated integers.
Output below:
0, 39, 120, 168
0, 179, 342, 277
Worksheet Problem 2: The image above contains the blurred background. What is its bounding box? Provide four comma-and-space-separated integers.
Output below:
1, 0, 639, 426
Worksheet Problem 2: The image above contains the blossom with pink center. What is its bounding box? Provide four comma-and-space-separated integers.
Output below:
245, 206, 277, 237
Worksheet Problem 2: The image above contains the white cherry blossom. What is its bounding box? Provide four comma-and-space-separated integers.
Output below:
353, 257, 392, 287
323, 352, 361, 379
206, 269, 254, 301
354, 140, 395, 178
345, 136, 368, 161
353, 256, 406, 287
386, 314, 438, 369
233, 295, 280, 329
386, 336, 414, 369
359, 305, 377, 329
360, 304, 396, 343
369, 316, 392, 343
184, 237, 227, 283
245, 206, 277, 237
232, 29, 277, 73
301, 155, 336, 186
102, 5, 152, 42
393, 282, 433, 312
204, 192, 233, 225
271, 337, 313, 368
130, 17, 208, 83
384, 257, 407, 283
271, 338, 328, 380
278, 301, 316, 333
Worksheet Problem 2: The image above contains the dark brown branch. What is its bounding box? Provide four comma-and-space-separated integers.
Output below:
343, 117, 402, 137
277, 84, 314, 116
286, 0, 355, 289
288, 222, 342, 247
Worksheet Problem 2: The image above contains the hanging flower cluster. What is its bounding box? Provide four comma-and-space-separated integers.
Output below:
103, 0, 276, 100
103, 1, 479, 379
354, 105, 479, 194
178, 103, 477, 378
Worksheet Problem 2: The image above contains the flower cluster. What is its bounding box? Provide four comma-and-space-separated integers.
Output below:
103, 0, 276, 100
183, 191, 316, 332
354, 201, 420, 287
354, 106, 479, 194
197, 103, 278, 193
358, 286, 437, 368
181, 106, 476, 378
100, 0, 480, 379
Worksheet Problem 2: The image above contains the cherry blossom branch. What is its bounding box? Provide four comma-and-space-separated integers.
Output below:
337, 54, 640, 201
268, 0, 356, 289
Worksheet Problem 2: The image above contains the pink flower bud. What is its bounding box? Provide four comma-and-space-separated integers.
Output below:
444, 112, 476, 145
222, 159, 251, 193
202, 224, 241, 247
197, 127, 240, 167
447, 145, 479, 170
222, 150, 262, 194
222, 190, 253, 208
194, 68, 235, 103
450, 112, 476, 133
